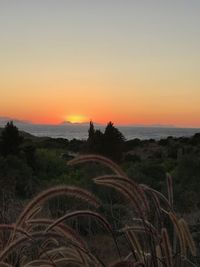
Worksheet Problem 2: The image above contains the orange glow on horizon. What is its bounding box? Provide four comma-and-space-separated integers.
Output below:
65, 115, 89, 124
1, 112, 200, 128
1, 2, 200, 129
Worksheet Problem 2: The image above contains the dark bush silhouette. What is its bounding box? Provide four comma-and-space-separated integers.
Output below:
104, 122, 125, 161
87, 121, 125, 161
0, 121, 23, 157
92, 129, 105, 154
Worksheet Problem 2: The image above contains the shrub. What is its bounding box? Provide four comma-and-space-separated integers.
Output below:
0, 155, 197, 266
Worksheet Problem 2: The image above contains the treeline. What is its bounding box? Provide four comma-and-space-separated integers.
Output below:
86, 121, 125, 161
1, 121, 200, 258
0, 121, 125, 199
0, 121, 200, 215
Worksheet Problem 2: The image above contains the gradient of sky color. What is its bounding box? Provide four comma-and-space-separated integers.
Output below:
0, 0, 200, 126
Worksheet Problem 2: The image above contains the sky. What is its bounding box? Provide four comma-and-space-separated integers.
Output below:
0, 0, 200, 127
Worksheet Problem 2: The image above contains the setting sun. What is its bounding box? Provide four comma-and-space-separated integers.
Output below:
66, 115, 88, 124
0, 1, 200, 128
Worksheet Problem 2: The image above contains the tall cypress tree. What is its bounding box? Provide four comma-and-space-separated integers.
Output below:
87, 121, 95, 152
88, 121, 95, 140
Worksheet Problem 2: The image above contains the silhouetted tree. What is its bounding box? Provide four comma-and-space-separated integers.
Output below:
104, 122, 125, 162
0, 121, 23, 157
88, 121, 95, 140
87, 121, 105, 154
87, 121, 125, 161
92, 129, 104, 154
87, 121, 95, 152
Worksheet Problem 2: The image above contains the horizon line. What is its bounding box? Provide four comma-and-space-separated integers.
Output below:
0, 116, 200, 129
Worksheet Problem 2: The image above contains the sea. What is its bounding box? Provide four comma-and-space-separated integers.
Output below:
1, 121, 200, 141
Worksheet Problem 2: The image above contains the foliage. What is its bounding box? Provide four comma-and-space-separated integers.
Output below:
172, 154, 200, 212
0, 121, 23, 157
87, 121, 125, 162
0, 155, 197, 267
0, 154, 36, 198
35, 149, 67, 180
103, 122, 125, 162
0, 122, 200, 265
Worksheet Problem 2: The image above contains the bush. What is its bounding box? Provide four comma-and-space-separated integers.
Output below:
0, 155, 197, 267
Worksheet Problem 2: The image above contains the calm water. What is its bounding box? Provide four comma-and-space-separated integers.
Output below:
1, 121, 199, 140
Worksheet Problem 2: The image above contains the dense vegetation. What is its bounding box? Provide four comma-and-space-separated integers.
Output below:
0, 121, 200, 213
0, 121, 200, 265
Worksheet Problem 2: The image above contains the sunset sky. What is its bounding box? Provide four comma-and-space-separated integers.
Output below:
0, 1, 200, 127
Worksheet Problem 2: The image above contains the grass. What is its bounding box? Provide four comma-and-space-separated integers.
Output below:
0, 154, 197, 266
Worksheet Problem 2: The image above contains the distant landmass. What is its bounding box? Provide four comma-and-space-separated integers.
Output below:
0, 117, 199, 141
0, 116, 176, 127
